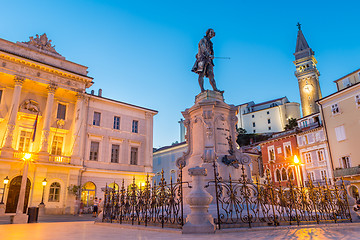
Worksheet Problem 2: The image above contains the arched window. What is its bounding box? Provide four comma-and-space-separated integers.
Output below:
276, 169, 281, 182
281, 168, 288, 181
349, 185, 359, 200
288, 168, 295, 180
48, 182, 61, 202
108, 183, 119, 191
81, 182, 96, 206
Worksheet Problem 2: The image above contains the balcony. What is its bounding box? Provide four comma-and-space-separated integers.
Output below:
49, 155, 71, 164
334, 166, 360, 177
13, 151, 39, 160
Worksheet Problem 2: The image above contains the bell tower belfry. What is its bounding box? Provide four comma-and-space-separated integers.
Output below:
293, 23, 322, 117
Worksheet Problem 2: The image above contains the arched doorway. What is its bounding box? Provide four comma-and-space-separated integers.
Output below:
349, 185, 359, 200
5, 176, 31, 213
81, 182, 96, 207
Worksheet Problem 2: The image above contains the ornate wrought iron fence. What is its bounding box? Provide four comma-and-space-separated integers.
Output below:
102, 168, 187, 228
206, 162, 352, 229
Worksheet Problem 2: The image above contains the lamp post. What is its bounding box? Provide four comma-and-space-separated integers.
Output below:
293, 155, 302, 187
40, 178, 47, 205
0, 176, 9, 204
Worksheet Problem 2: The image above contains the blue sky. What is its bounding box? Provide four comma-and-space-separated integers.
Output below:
2, 1, 360, 148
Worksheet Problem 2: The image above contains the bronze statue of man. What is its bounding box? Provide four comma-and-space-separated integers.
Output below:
192, 28, 221, 92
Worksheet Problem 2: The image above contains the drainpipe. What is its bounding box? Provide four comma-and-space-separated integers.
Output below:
318, 102, 335, 175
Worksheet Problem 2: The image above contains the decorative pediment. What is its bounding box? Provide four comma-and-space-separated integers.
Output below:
22, 33, 62, 57
19, 99, 40, 114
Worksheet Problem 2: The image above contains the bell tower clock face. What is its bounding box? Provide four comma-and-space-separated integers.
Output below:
303, 83, 313, 93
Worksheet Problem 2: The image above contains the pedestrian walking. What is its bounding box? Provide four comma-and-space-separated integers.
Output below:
92, 197, 99, 217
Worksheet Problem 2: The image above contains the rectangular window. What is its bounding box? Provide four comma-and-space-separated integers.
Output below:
268, 126, 271, 130
317, 150, 325, 161
51, 136, 63, 155
130, 147, 138, 165
267, 111, 269, 115
56, 103, 66, 120
268, 146, 275, 161
253, 130, 256, 133
267, 119, 271, 124
0, 89, 3, 104
284, 142, 292, 157
301, 120, 308, 128
335, 126, 346, 141
252, 122, 256, 127
93, 112, 101, 126
309, 172, 315, 181
355, 95, 360, 106
277, 147, 282, 154
111, 144, 119, 163
305, 152, 310, 163
132, 120, 138, 133
331, 104, 339, 115
320, 170, 327, 180
18, 130, 32, 152
113, 116, 120, 130
89, 141, 99, 161
252, 115, 254, 118
340, 156, 351, 168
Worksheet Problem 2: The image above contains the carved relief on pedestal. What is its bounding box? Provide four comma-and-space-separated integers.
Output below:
202, 110, 214, 139
3, 124, 16, 148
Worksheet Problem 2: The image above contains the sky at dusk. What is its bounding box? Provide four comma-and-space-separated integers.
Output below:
1, 1, 360, 148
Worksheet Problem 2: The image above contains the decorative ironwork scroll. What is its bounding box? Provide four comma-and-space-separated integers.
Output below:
206, 162, 352, 229
103, 167, 186, 228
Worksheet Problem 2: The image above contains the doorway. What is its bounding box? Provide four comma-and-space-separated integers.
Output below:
5, 176, 31, 213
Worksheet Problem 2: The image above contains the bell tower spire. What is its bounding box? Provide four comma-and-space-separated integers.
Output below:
294, 23, 322, 117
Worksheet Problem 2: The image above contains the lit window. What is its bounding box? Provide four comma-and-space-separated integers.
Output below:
51, 136, 63, 155
89, 141, 99, 161
18, 130, 32, 152
304, 153, 311, 163
57, 103, 66, 120
48, 182, 61, 202
111, 144, 119, 163
276, 169, 281, 182
268, 146, 275, 161
340, 156, 351, 168
317, 150, 325, 161
331, 104, 339, 115
132, 120, 138, 133
283, 142, 292, 157
93, 112, 101, 126
308, 172, 315, 181
113, 116, 120, 130
320, 170, 327, 180
130, 147, 138, 165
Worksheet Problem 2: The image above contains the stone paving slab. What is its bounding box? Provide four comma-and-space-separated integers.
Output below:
0, 221, 360, 240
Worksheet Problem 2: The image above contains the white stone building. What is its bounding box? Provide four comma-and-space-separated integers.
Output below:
236, 97, 300, 134
0, 34, 157, 215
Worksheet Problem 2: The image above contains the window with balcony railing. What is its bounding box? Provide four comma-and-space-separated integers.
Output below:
51, 136, 63, 156
18, 130, 32, 152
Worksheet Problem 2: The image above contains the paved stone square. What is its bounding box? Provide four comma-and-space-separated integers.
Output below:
0, 221, 360, 240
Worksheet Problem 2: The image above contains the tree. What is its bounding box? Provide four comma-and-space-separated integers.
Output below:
236, 128, 271, 147
284, 118, 298, 130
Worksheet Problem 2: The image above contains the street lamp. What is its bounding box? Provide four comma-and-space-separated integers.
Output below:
293, 155, 302, 187
0, 176, 9, 204
40, 178, 47, 205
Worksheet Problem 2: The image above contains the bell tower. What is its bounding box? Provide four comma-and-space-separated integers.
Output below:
294, 23, 322, 117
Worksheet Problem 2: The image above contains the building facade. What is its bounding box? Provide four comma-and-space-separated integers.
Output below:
318, 71, 360, 199
0, 34, 157, 214
237, 97, 300, 134
260, 130, 301, 187
296, 113, 333, 185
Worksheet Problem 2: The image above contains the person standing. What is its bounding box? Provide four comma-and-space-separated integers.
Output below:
92, 197, 99, 217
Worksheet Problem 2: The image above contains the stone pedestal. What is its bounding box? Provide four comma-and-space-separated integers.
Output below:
177, 90, 252, 189
182, 167, 215, 234
0, 203, 5, 215
12, 214, 28, 224
38, 203, 45, 216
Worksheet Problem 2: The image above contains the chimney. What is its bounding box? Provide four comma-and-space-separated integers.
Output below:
98, 89, 102, 97
91, 90, 94, 95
